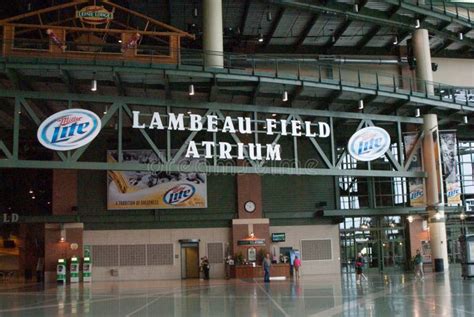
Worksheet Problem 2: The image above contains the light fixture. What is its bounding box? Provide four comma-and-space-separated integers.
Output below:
434, 212, 441, 220
390, 222, 395, 228
258, 32, 264, 43
459, 32, 464, 40
282, 90, 288, 102
250, 232, 255, 238
267, 10, 272, 22
353, 4, 359, 13
29, 189, 33, 194
399, 242, 403, 246
32, 196, 36, 200
188, 84, 195, 96
59, 236, 65, 243
272, 113, 277, 117
415, 108, 420, 117
103, 106, 108, 115
463, 115, 468, 124
358, 99, 364, 110
415, 19, 420, 29
393, 36, 398, 45
460, 213, 466, 220
118, 39, 122, 43
91, 76, 97, 92
332, 35, 336, 43
187, 111, 192, 115
407, 215, 414, 223
193, 3, 198, 17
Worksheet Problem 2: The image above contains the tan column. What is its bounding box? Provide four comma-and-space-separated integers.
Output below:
202, 0, 224, 68
422, 114, 448, 272
412, 29, 434, 95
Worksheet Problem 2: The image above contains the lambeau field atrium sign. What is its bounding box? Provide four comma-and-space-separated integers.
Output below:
131, 111, 331, 161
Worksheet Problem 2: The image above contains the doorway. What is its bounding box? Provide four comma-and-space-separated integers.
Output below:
179, 240, 200, 279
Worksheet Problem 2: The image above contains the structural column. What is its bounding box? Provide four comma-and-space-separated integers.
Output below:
412, 29, 434, 95
422, 114, 448, 272
202, 0, 224, 68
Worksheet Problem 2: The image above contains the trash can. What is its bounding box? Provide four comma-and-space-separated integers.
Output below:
434, 258, 444, 272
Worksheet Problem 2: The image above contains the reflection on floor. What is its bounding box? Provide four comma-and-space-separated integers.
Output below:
0, 269, 473, 316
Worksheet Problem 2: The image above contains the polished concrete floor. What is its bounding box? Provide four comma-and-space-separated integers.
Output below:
0, 269, 473, 316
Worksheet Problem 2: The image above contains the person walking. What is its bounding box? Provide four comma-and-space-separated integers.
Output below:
414, 249, 424, 280
355, 252, 364, 284
263, 253, 272, 283
225, 255, 233, 280
201, 256, 210, 280
294, 256, 302, 279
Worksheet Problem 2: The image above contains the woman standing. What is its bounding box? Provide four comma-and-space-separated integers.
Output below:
355, 253, 364, 284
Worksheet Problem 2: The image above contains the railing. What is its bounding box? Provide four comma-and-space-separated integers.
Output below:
1, 38, 474, 109
400, 0, 474, 24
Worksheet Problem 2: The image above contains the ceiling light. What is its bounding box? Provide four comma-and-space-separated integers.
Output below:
415, 19, 420, 29
460, 213, 466, 220
272, 113, 277, 117
103, 106, 108, 115
282, 91, 288, 102
189, 84, 195, 96
358, 99, 364, 110
354, 4, 359, 12
91, 79, 97, 92
332, 35, 336, 43
258, 32, 264, 43
29, 189, 33, 194
187, 111, 192, 114
434, 212, 441, 220
415, 108, 420, 117
407, 215, 414, 223
393, 36, 398, 45
118, 39, 122, 43
267, 10, 272, 22
459, 32, 463, 40
193, 5, 198, 17
463, 115, 469, 124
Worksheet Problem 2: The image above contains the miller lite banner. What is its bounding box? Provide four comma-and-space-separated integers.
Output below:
348, 126, 391, 161
403, 133, 425, 207
107, 150, 207, 210
440, 132, 461, 205
37, 109, 101, 151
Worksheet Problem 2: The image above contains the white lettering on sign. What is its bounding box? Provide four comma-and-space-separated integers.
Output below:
131, 111, 331, 161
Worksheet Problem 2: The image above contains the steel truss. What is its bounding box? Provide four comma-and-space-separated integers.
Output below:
0, 89, 426, 177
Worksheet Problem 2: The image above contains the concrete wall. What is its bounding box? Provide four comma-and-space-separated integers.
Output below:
432, 58, 474, 87
83, 227, 231, 281
269, 225, 340, 276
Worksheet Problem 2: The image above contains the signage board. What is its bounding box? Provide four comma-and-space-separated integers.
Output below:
37, 109, 101, 151
76, 6, 113, 25
348, 126, 391, 161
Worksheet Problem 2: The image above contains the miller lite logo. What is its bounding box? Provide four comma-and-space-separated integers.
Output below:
37, 109, 101, 151
348, 127, 391, 161
163, 184, 195, 205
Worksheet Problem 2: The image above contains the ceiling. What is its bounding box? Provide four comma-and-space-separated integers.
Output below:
0, 0, 473, 57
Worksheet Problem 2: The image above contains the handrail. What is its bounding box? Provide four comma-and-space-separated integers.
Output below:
1, 38, 473, 109
389, 0, 474, 24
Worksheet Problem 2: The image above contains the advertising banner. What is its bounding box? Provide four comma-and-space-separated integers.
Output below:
107, 150, 207, 210
440, 132, 462, 205
404, 133, 425, 207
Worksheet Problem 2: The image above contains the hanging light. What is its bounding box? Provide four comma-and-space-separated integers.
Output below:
91, 78, 97, 92
282, 90, 288, 102
393, 36, 398, 45
258, 32, 264, 43
415, 108, 420, 117
29, 189, 33, 194
353, 4, 359, 13
407, 215, 414, 223
460, 213, 466, 220
103, 106, 108, 115
332, 35, 336, 43
118, 39, 122, 43
415, 19, 421, 29
267, 10, 272, 22
358, 99, 364, 110
459, 32, 464, 40
434, 212, 441, 220
193, 3, 198, 17
463, 115, 468, 124
272, 113, 277, 117
188, 84, 195, 96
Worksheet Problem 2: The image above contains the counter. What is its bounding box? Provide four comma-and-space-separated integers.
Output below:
233, 263, 290, 279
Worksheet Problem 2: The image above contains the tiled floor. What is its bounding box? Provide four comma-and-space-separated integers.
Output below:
0, 269, 473, 316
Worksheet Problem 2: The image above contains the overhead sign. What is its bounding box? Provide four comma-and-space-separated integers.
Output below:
132, 111, 331, 161
76, 6, 113, 25
348, 126, 391, 161
37, 109, 101, 151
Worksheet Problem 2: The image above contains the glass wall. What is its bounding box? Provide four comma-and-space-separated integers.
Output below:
340, 216, 406, 273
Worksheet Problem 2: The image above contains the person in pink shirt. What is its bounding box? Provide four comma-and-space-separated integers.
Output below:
294, 256, 302, 279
